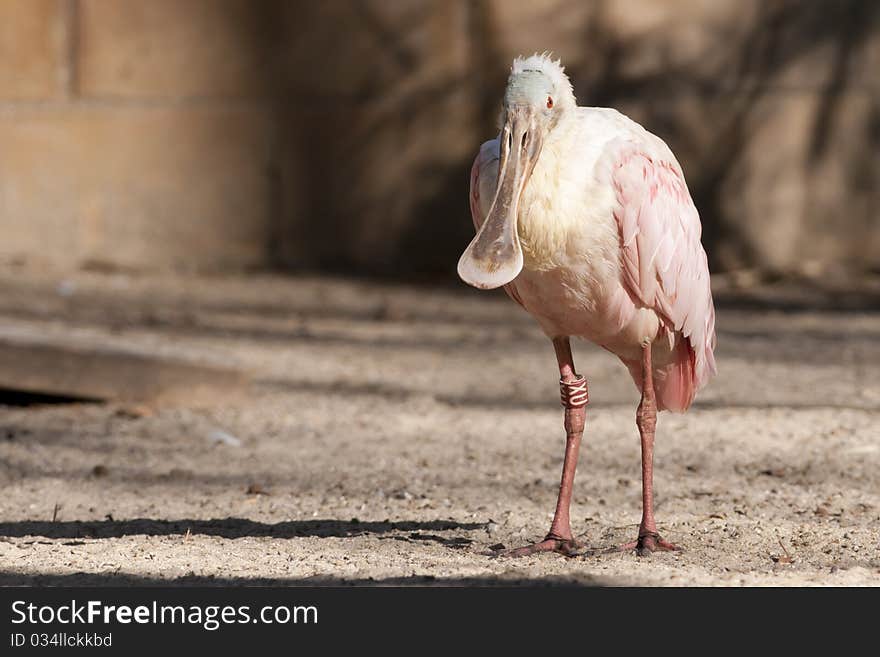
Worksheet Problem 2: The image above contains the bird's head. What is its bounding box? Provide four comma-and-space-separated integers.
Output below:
458, 54, 576, 289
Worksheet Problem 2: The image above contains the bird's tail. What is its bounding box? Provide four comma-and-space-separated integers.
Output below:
622, 339, 697, 413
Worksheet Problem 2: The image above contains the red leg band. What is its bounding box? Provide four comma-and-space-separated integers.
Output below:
559, 375, 589, 409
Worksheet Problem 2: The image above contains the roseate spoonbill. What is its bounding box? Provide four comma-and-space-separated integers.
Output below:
459, 54, 717, 557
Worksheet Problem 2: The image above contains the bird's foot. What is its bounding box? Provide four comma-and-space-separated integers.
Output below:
489, 535, 582, 558
617, 531, 680, 557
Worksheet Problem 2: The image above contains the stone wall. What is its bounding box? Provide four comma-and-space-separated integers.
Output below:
0, 0, 876, 277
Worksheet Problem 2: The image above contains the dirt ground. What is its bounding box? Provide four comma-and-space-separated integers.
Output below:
0, 267, 878, 586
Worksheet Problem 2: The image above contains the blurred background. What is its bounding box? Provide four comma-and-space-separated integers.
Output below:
0, 0, 877, 283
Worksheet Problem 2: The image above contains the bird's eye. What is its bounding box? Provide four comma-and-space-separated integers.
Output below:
546, 96, 554, 109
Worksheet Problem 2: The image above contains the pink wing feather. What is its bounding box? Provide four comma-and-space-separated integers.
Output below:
611, 142, 717, 411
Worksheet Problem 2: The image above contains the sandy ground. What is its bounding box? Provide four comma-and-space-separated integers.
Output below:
0, 267, 878, 587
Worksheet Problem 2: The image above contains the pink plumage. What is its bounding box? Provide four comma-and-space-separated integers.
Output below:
468, 135, 717, 411
610, 143, 717, 411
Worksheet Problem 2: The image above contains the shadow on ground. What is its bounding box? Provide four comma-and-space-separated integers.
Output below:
0, 571, 605, 587
0, 518, 486, 541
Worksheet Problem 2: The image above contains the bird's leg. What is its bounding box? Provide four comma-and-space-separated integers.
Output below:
619, 341, 680, 556
495, 337, 587, 558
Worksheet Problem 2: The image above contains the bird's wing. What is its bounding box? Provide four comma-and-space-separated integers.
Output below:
610, 140, 717, 391
469, 139, 526, 308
